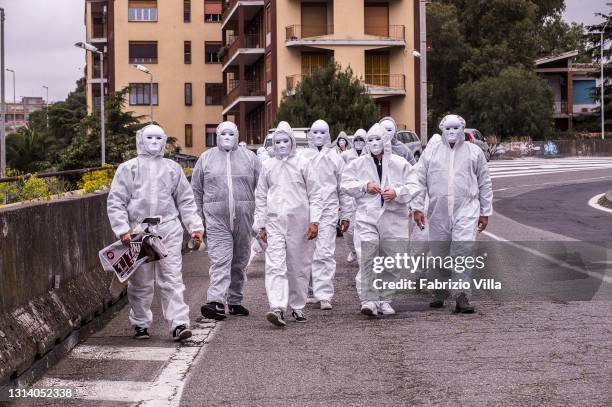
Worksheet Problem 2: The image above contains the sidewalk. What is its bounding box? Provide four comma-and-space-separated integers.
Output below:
181, 238, 612, 406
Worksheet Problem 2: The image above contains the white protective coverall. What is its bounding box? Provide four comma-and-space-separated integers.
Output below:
107, 124, 203, 331
408, 115, 493, 299
335, 131, 351, 154
379, 116, 417, 166
341, 123, 414, 305
191, 121, 261, 305
341, 129, 367, 258
301, 120, 353, 302
256, 146, 270, 163
253, 125, 323, 311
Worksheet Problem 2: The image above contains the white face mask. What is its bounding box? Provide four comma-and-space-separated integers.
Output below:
219, 130, 237, 151
338, 139, 347, 147
354, 140, 365, 151
443, 125, 463, 144
311, 129, 327, 147
380, 120, 396, 139
275, 134, 292, 157
143, 134, 164, 155
368, 136, 384, 155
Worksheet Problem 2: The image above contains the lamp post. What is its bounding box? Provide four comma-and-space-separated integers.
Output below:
6, 68, 14, 125
417, 0, 429, 144
75, 41, 106, 165
42, 85, 49, 130
599, 21, 609, 140
132, 64, 153, 123
1, 7, 6, 179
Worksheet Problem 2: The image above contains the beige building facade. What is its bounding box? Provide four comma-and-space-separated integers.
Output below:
84, 0, 419, 154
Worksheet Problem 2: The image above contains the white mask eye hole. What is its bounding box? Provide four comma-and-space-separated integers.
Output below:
155, 136, 162, 140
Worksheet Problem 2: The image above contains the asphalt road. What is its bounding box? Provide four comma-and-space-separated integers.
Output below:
14, 158, 612, 406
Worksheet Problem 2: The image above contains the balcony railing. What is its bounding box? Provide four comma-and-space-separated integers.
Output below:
224, 33, 264, 64
223, 79, 265, 108
364, 74, 405, 90
553, 101, 568, 114
286, 24, 334, 42
129, 57, 158, 64
364, 25, 405, 41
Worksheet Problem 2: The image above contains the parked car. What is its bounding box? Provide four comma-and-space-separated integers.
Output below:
264, 127, 310, 150
464, 128, 491, 161
395, 130, 423, 161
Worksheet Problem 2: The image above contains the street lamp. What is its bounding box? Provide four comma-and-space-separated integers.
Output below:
132, 64, 154, 123
1, 7, 6, 179
598, 21, 608, 140
75, 41, 106, 165
42, 85, 49, 129
417, 0, 429, 145
6, 68, 14, 124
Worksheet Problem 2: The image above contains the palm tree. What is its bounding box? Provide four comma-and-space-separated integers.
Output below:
6, 126, 51, 172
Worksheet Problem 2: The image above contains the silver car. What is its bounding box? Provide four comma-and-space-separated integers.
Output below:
464, 128, 491, 161
395, 130, 423, 161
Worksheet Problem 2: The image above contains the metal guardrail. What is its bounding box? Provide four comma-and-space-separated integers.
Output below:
286, 73, 406, 93
0, 166, 117, 184
223, 79, 265, 109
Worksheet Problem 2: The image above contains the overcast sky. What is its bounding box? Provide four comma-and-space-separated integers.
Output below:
0, 0, 609, 103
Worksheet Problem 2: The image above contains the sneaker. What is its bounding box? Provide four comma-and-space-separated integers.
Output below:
172, 325, 192, 341
200, 302, 227, 321
134, 326, 150, 339
454, 293, 475, 314
306, 296, 318, 304
266, 308, 286, 327
320, 300, 332, 310
291, 309, 307, 323
346, 252, 356, 263
228, 304, 250, 316
378, 302, 396, 315
360, 301, 378, 316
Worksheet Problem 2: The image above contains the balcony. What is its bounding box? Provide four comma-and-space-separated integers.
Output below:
223, 79, 266, 115
223, 33, 265, 70
286, 24, 406, 47
286, 73, 406, 97
552, 101, 569, 116
222, 0, 264, 29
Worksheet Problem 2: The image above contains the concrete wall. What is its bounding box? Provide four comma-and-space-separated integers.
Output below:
0, 193, 118, 383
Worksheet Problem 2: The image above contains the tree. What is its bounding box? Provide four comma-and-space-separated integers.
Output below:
6, 127, 52, 172
537, 14, 586, 57
275, 61, 379, 137
457, 67, 553, 139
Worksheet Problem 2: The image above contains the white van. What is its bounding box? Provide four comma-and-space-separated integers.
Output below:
264, 127, 310, 150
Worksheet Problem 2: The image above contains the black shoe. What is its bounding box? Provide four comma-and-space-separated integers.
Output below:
134, 326, 150, 339
172, 324, 192, 341
291, 309, 307, 323
201, 302, 227, 320
228, 304, 250, 316
429, 299, 445, 308
266, 309, 286, 327
454, 293, 475, 314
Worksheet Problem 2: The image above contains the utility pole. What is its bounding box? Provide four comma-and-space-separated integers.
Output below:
419, 0, 428, 144
601, 21, 608, 140
1, 7, 6, 178
42, 85, 49, 130
6, 68, 14, 124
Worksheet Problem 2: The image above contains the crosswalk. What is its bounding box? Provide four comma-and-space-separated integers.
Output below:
26, 320, 217, 406
488, 157, 612, 179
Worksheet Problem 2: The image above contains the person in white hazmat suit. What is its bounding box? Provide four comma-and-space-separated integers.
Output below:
301, 120, 352, 310
379, 116, 417, 166
107, 124, 204, 341
341, 123, 415, 317
191, 121, 261, 320
410, 114, 493, 313
253, 124, 322, 327
341, 128, 367, 263
335, 131, 351, 154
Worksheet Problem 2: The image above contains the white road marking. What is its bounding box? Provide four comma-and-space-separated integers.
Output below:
33, 324, 217, 405
588, 193, 612, 214
70, 345, 175, 361
488, 158, 612, 178
482, 230, 612, 284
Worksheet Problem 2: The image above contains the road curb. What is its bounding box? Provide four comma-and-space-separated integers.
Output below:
588, 193, 612, 214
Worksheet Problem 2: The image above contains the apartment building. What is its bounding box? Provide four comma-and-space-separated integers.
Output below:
221, 0, 420, 144
84, 0, 419, 153
84, 0, 224, 156
4, 97, 46, 134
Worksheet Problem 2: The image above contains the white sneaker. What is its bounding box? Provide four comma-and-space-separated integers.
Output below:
346, 252, 356, 263
360, 301, 378, 316
306, 296, 318, 304
378, 302, 396, 315
320, 300, 332, 310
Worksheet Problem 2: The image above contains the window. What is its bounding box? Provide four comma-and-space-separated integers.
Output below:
301, 3, 330, 37
185, 83, 193, 106
184, 41, 192, 64
205, 42, 222, 64
573, 79, 596, 104
129, 41, 158, 63
205, 125, 217, 147
364, 3, 389, 37
205, 83, 223, 105
129, 83, 158, 105
301, 52, 332, 76
184, 0, 191, 22
365, 52, 390, 86
204, 1, 222, 22
185, 124, 193, 147
128, 0, 158, 22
